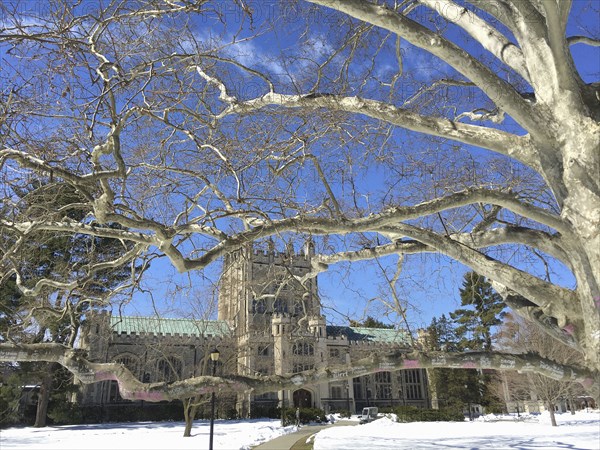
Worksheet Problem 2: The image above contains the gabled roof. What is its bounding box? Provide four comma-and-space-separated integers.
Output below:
109, 315, 230, 338
326, 325, 411, 345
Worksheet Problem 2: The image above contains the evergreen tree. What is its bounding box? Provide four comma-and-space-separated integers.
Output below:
451, 272, 505, 351
0, 275, 22, 341
445, 272, 506, 412
426, 272, 506, 414
1, 180, 139, 426
349, 316, 394, 329
426, 314, 458, 351
426, 316, 477, 410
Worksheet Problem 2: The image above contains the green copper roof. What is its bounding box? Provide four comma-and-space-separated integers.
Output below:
327, 325, 410, 345
110, 315, 230, 337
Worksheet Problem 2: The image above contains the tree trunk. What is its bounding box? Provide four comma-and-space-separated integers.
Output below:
547, 403, 558, 427
183, 398, 192, 437
34, 365, 54, 428
556, 130, 600, 371
569, 393, 576, 415
183, 397, 199, 437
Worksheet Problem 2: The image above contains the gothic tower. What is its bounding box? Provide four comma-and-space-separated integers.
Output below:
218, 239, 319, 336
219, 239, 323, 413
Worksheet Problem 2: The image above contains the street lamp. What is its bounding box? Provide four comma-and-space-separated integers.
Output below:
464, 384, 472, 421
209, 349, 220, 450
345, 349, 351, 415
345, 381, 350, 415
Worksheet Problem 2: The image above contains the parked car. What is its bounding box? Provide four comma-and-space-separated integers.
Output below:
359, 407, 379, 424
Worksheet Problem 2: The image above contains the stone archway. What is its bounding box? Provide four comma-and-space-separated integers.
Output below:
293, 389, 312, 408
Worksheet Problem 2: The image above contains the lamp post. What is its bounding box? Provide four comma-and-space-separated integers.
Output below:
464, 384, 472, 421
209, 349, 220, 450
345, 381, 350, 415
281, 389, 285, 427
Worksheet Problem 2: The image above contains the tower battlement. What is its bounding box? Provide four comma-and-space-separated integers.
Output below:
251, 249, 313, 268
224, 240, 315, 268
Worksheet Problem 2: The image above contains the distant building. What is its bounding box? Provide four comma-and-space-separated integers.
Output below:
81, 241, 430, 415
79, 315, 233, 408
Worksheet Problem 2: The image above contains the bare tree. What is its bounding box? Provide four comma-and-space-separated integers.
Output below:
497, 313, 586, 425
0, 0, 599, 402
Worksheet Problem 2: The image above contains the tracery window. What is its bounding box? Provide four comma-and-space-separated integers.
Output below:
375, 371, 392, 399
274, 298, 288, 313
292, 342, 314, 356
293, 363, 314, 372
331, 386, 343, 398
293, 300, 304, 316
252, 298, 266, 314
157, 357, 182, 383
114, 354, 141, 379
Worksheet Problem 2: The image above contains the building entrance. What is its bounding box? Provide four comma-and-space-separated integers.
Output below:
293, 389, 312, 408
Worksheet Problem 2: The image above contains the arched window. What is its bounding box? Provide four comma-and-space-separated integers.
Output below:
293, 300, 304, 316
114, 353, 141, 379
252, 298, 266, 314
108, 381, 122, 403
157, 357, 182, 383
292, 342, 314, 356
274, 298, 288, 313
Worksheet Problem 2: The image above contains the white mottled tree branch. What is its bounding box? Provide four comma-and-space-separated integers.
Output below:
568, 36, 600, 47
0, 343, 596, 401
418, 0, 530, 81
306, 0, 543, 135
217, 93, 538, 171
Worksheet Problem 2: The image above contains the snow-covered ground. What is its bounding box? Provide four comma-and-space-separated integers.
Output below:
0, 419, 297, 450
315, 410, 600, 450
1, 410, 598, 450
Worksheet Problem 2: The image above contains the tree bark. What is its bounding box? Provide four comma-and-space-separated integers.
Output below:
0, 0, 598, 415
183, 398, 192, 437
2, 343, 597, 404
569, 392, 576, 415
182, 397, 200, 437
547, 402, 558, 427
33, 364, 54, 428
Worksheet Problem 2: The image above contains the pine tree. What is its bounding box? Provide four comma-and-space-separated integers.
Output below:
2, 180, 139, 426
349, 316, 394, 329
451, 272, 505, 351
444, 272, 506, 413
0, 275, 22, 340
426, 275, 505, 414
426, 316, 477, 410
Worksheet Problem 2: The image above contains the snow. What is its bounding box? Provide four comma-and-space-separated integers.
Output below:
0, 419, 297, 450
314, 410, 600, 450
0, 411, 598, 450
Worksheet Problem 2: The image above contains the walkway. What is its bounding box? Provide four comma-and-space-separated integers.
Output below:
253, 420, 357, 450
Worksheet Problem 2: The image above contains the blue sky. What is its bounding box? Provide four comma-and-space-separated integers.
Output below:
4, 1, 595, 334
117, 0, 599, 333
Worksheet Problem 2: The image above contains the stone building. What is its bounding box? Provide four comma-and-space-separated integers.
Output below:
80, 314, 233, 407
81, 241, 430, 415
